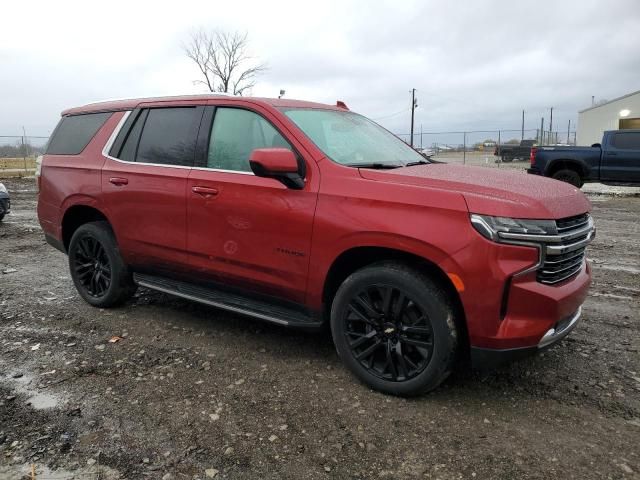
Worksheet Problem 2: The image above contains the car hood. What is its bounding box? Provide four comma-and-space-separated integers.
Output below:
359, 164, 591, 219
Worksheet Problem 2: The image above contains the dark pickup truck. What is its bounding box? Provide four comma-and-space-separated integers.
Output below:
528, 130, 640, 188
494, 139, 536, 162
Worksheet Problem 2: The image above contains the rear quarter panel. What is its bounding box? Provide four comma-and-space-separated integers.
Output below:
37, 112, 124, 242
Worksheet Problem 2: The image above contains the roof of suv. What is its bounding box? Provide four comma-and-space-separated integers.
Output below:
62, 95, 346, 116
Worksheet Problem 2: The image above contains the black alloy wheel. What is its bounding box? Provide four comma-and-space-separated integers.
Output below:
73, 235, 112, 298
344, 285, 434, 382
68, 221, 136, 307
331, 262, 459, 396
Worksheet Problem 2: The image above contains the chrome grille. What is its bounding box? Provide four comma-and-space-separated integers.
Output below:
556, 213, 590, 233
537, 214, 593, 285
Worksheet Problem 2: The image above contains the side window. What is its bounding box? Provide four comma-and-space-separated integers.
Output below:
46, 112, 112, 155
208, 108, 292, 172
117, 111, 147, 162
134, 108, 200, 166
612, 132, 640, 150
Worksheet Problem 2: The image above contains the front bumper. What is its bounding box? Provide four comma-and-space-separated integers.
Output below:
470, 306, 582, 369
457, 214, 594, 369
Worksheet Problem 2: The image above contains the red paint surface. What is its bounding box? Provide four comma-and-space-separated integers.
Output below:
39, 95, 592, 351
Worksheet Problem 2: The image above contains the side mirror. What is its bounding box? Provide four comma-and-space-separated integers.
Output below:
249, 148, 304, 189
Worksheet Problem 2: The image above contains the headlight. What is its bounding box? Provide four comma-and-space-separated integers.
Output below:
470, 214, 557, 242
0, 183, 7, 194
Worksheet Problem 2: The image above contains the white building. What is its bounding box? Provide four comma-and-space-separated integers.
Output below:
577, 90, 640, 146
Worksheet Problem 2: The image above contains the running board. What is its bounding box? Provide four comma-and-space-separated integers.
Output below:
133, 273, 322, 329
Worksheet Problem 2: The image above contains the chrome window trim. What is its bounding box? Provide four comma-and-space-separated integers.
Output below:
192, 167, 254, 175
101, 110, 131, 160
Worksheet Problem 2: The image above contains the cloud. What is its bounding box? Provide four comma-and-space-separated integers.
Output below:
0, 0, 638, 139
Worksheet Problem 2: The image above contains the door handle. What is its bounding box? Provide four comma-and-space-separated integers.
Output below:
192, 186, 219, 197
109, 177, 129, 186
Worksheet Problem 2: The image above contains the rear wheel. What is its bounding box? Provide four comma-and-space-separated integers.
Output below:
552, 169, 583, 188
68, 221, 136, 307
330, 262, 458, 396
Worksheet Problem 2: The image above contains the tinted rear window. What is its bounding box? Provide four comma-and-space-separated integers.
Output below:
135, 108, 199, 166
612, 132, 640, 150
46, 112, 112, 155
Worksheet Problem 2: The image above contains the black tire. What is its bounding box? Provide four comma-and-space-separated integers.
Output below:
502, 156, 513, 163
0, 213, 4, 222
68, 221, 136, 307
330, 262, 458, 396
552, 169, 583, 188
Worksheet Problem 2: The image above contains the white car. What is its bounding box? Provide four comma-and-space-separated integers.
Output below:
0, 182, 10, 221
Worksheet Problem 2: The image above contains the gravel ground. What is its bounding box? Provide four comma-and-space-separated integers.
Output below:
0, 177, 639, 480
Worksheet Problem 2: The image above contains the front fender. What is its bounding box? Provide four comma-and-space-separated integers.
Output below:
306, 222, 474, 310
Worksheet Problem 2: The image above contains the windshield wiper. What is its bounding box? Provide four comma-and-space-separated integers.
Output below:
404, 160, 430, 167
347, 163, 403, 169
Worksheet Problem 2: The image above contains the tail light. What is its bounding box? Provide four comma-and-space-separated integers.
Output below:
529, 147, 537, 166
35, 155, 43, 191
494, 146, 498, 155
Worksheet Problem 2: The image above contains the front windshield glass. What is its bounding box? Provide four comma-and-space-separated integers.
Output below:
281, 108, 427, 167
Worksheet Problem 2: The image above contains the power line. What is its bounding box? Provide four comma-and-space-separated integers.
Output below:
371, 108, 411, 121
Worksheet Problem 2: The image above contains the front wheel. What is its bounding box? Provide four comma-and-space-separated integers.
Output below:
552, 169, 583, 188
330, 262, 458, 396
68, 221, 137, 307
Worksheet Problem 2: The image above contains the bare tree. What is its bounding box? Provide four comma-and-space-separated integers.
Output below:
184, 30, 266, 96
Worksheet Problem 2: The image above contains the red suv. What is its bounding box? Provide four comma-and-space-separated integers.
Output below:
37, 95, 595, 395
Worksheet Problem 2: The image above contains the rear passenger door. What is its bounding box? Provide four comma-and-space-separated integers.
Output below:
186, 105, 318, 304
601, 131, 640, 183
102, 105, 204, 273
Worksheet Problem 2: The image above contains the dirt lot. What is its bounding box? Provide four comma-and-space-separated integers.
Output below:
0, 177, 638, 479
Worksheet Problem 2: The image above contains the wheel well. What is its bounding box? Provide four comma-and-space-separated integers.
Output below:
322, 247, 469, 352
548, 160, 584, 178
61, 205, 109, 251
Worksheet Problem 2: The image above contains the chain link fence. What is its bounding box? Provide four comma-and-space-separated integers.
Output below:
0, 135, 49, 177
395, 128, 577, 168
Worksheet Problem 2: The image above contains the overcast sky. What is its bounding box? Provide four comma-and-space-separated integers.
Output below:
1, 0, 639, 144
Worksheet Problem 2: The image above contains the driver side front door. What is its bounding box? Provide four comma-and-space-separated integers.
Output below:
186, 105, 319, 305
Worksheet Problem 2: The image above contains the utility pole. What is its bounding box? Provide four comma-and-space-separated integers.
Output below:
567, 119, 571, 144
410, 88, 417, 147
549, 107, 553, 142
521, 110, 525, 141
540, 117, 545, 145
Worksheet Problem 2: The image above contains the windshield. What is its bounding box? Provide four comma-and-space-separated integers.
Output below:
281, 108, 428, 167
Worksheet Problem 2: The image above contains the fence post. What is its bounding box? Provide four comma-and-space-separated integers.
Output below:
21, 135, 27, 174
463, 132, 466, 165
